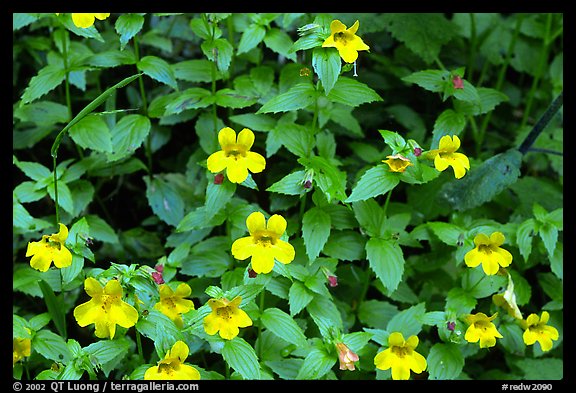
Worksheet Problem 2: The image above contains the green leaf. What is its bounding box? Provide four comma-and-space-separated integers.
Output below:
302, 207, 331, 261
13, 158, 51, 181
85, 338, 130, 366
382, 13, 457, 64
229, 113, 277, 132
538, 222, 558, 258
346, 165, 400, 203
266, 170, 307, 196
201, 38, 234, 72
107, 114, 152, 162
438, 149, 522, 211
432, 109, 467, 148
427, 343, 464, 380
462, 268, 507, 298
516, 218, 535, 261
327, 77, 383, 107
288, 281, 314, 316
215, 88, 258, 109
264, 28, 297, 61
306, 295, 343, 338
144, 176, 185, 227
173, 59, 222, 83
298, 156, 347, 203
21, 65, 66, 104
312, 47, 341, 95
386, 302, 426, 337
445, 287, 477, 315
366, 238, 405, 293
323, 230, 366, 261
222, 337, 261, 380
257, 82, 317, 114
69, 114, 113, 153
515, 358, 563, 380
138, 55, 178, 90
163, 88, 213, 116
358, 300, 398, 329
402, 69, 447, 92
14, 101, 69, 126
261, 307, 308, 347
427, 221, 465, 246
13, 13, 38, 30
115, 14, 145, 50
85, 215, 119, 244
38, 281, 67, 338
296, 347, 336, 380
351, 199, 385, 238
454, 87, 509, 116
32, 330, 72, 363
238, 24, 267, 54
205, 179, 237, 221
273, 122, 314, 158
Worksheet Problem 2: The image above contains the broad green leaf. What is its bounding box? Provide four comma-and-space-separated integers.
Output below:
402, 69, 447, 92
164, 88, 213, 116
86, 50, 137, 68
515, 358, 563, 380
13, 13, 37, 30
38, 281, 66, 340
366, 237, 405, 293
85, 338, 130, 366
358, 300, 398, 329
85, 215, 119, 244
238, 24, 267, 54
298, 156, 347, 203
69, 114, 112, 153
261, 307, 307, 347
222, 337, 261, 380
296, 347, 336, 380
13, 158, 51, 181
302, 207, 331, 261
378, 130, 408, 153
386, 302, 426, 337
12, 201, 51, 231
427, 343, 464, 380
288, 281, 314, 316
266, 170, 308, 196
351, 199, 385, 238
323, 230, 366, 261
215, 88, 258, 109
265, 359, 303, 380
14, 101, 69, 126
427, 222, 465, 246
107, 114, 152, 162
201, 38, 233, 72
273, 122, 314, 158
306, 295, 343, 338
230, 113, 277, 132
32, 330, 72, 363
445, 287, 477, 315
438, 149, 522, 211
538, 222, 558, 258
115, 14, 145, 49
257, 82, 317, 114
462, 268, 508, 298
346, 165, 400, 203
21, 65, 66, 104
172, 59, 223, 83
516, 218, 535, 261
312, 47, 341, 95
144, 176, 185, 227
382, 13, 457, 64
264, 28, 297, 61
138, 55, 178, 90
432, 109, 467, 148
454, 87, 509, 116
205, 179, 237, 221
46, 181, 74, 215
327, 77, 383, 107
499, 322, 526, 356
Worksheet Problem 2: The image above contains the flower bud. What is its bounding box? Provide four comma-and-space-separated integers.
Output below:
335, 342, 359, 371
214, 173, 224, 185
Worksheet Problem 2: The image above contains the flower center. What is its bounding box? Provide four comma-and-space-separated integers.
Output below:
224, 144, 247, 160
391, 345, 411, 358
478, 244, 494, 254
216, 306, 233, 320
334, 31, 349, 45
100, 294, 116, 312
254, 231, 277, 247
474, 321, 492, 332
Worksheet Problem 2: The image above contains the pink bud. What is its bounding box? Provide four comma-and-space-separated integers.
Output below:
453, 75, 464, 89
152, 271, 164, 285
248, 268, 258, 278
328, 275, 338, 287
414, 147, 422, 157
214, 173, 224, 185
303, 180, 312, 189
154, 264, 164, 273
447, 321, 456, 331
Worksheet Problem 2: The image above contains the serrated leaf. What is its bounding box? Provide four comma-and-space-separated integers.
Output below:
266, 170, 307, 196
138, 55, 178, 90
144, 176, 185, 227
69, 114, 113, 153
201, 38, 233, 73
115, 14, 145, 49
261, 307, 307, 347
312, 47, 341, 95
402, 69, 447, 92
296, 347, 336, 380
264, 28, 297, 61
323, 230, 366, 261
302, 207, 331, 261
366, 237, 405, 293
386, 302, 426, 337
205, 179, 236, 221
32, 330, 72, 363
38, 281, 67, 338
327, 77, 383, 107
21, 65, 66, 104
257, 82, 317, 114
516, 219, 536, 261
346, 165, 400, 203
432, 109, 467, 148
238, 24, 267, 54
107, 114, 152, 162
173, 59, 222, 83
222, 337, 261, 380
288, 281, 314, 316
229, 113, 277, 132
427, 343, 464, 380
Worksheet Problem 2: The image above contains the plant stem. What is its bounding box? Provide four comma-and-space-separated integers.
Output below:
467, 13, 477, 82
133, 34, 153, 179
135, 329, 145, 364
53, 155, 60, 226
257, 290, 265, 359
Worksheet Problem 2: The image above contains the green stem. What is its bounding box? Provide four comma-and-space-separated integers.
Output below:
135, 329, 145, 364
133, 34, 152, 179
520, 13, 553, 130
467, 13, 477, 82
257, 290, 265, 359
53, 155, 60, 226
210, 19, 219, 132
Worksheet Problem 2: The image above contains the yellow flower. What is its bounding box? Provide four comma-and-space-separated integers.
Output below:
374, 332, 427, 380
25, 223, 73, 272
206, 127, 266, 184
521, 311, 559, 352
382, 154, 413, 173
154, 283, 195, 328
464, 312, 503, 348
322, 20, 370, 63
73, 277, 139, 339
71, 13, 110, 28
144, 341, 201, 380
231, 211, 295, 274
13, 329, 32, 366
336, 342, 359, 371
203, 296, 252, 340
426, 135, 470, 179
464, 232, 513, 275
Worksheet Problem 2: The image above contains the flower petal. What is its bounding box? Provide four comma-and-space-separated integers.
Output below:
110, 302, 139, 328
231, 308, 253, 328
73, 299, 103, 327
481, 253, 501, 275
267, 214, 287, 236
349, 35, 370, 52
29, 251, 52, 272
246, 151, 266, 173
174, 364, 201, 380
250, 247, 276, 274
231, 236, 257, 260
388, 332, 405, 347
408, 351, 427, 374
329, 20, 347, 34
322, 35, 337, 48
434, 155, 450, 172
169, 341, 190, 362
84, 277, 104, 297
203, 312, 221, 336
53, 246, 72, 268
104, 279, 124, 297
246, 212, 267, 234
464, 248, 482, 268
338, 46, 359, 63
272, 240, 295, 264
495, 247, 513, 267
218, 127, 237, 148
207, 151, 229, 173
237, 128, 255, 150
374, 348, 393, 370
93, 13, 110, 20
219, 322, 240, 340
347, 20, 360, 35
226, 161, 249, 183
174, 283, 192, 299
490, 231, 506, 246
72, 14, 95, 28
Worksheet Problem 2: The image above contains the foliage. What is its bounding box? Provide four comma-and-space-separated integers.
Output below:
13, 12, 563, 381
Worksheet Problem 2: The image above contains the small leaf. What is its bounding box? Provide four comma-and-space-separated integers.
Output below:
107, 114, 152, 162
296, 347, 336, 380
427, 343, 464, 380
238, 24, 267, 54
346, 165, 400, 203
138, 55, 178, 90
69, 114, 113, 153
257, 82, 317, 114
144, 176, 186, 227
21, 65, 66, 104
222, 337, 261, 380
288, 281, 314, 316
327, 77, 383, 107
261, 307, 308, 347
312, 47, 341, 95
115, 14, 145, 49
267, 170, 307, 196
366, 237, 405, 293
38, 281, 67, 338
302, 207, 331, 261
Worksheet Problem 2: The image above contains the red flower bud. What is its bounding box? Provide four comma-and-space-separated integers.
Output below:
214, 173, 224, 184
303, 180, 312, 189
328, 275, 338, 287
447, 321, 456, 331
452, 75, 464, 89
152, 271, 164, 285
414, 147, 423, 157
248, 268, 258, 278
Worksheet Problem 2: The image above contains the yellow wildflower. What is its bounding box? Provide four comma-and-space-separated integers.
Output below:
322, 20, 370, 63
154, 283, 195, 328
73, 277, 139, 339
464, 312, 503, 348
374, 332, 427, 380
426, 135, 470, 179
383, 154, 413, 173
464, 232, 513, 275
203, 296, 252, 340
13, 329, 32, 365
231, 211, 295, 274
521, 311, 559, 352
26, 223, 72, 272
144, 341, 201, 380
206, 127, 266, 184
71, 13, 110, 28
